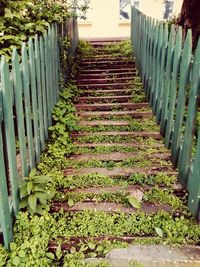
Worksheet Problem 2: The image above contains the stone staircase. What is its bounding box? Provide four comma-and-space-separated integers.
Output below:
50, 40, 200, 266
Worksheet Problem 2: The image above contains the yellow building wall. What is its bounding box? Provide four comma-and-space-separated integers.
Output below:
78, 0, 183, 39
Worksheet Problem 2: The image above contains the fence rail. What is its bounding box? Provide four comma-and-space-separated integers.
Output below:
0, 18, 78, 248
131, 7, 200, 220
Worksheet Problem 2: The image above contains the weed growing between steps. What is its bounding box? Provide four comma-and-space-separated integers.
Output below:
76, 145, 167, 155
63, 155, 171, 169
75, 135, 163, 145
76, 118, 159, 133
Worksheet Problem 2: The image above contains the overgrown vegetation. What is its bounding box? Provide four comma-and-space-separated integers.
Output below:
1, 39, 199, 266
0, 0, 89, 59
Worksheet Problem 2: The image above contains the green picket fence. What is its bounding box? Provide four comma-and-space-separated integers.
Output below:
0, 18, 78, 248
131, 7, 200, 220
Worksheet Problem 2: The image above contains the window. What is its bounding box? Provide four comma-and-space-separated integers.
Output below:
163, 1, 174, 19
120, 0, 139, 20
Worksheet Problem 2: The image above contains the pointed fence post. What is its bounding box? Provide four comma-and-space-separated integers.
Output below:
12, 48, 29, 177
178, 38, 200, 187
171, 31, 192, 166
1, 56, 19, 216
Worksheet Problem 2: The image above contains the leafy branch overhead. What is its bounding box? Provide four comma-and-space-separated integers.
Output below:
0, 0, 90, 59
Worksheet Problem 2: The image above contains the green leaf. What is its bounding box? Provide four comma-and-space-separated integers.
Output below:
28, 194, 37, 212
18, 250, 26, 258
27, 182, 33, 195
33, 176, 49, 183
46, 252, 54, 260
19, 184, 28, 198
12, 256, 20, 266
79, 244, 88, 252
35, 192, 47, 205
29, 168, 37, 178
36, 205, 46, 215
87, 242, 96, 250
127, 196, 141, 209
56, 244, 62, 260
155, 227, 163, 238
4, 8, 13, 19
68, 198, 74, 207
10, 242, 17, 251
19, 197, 28, 209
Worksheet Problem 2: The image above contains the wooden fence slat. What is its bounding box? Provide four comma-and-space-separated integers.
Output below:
165, 27, 182, 148
29, 38, 41, 163
152, 22, 163, 114
187, 127, 200, 217
178, 38, 200, 187
21, 43, 35, 169
160, 25, 175, 135
171, 31, 192, 165
39, 36, 48, 140
147, 18, 155, 100
44, 33, 51, 126
0, 126, 13, 248
155, 23, 169, 123
149, 22, 159, 106
35, 35, 45, 150
12, 48, 28, 177
0, 56, 19, 215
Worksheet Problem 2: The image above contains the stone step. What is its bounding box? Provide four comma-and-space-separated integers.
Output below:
78, 95, 133, 103
63, 167, 177, 177
81, 89, 133, 96
77, 82, 134, 90
63, 183, 182, 195
77, 110, 152, 118
71, 131, 161, 139
75, 142, 163, 148
70, 152, 171, 162
51, 201, 171, 214
77, 121, 132, 126
77, 76, 133, 85
76, 102, 149, 111
103, 245, 200, 267
79, 67, 136, 74
80, 60, 133, 66
80, 56, 132, 62
77, 72, 136, 79
80, 64, 135, 70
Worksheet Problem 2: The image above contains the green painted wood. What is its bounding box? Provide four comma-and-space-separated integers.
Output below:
0, 126, 13, 248
52, 25, 57, 104
45, 30, 53, 125
160, 25, 175, 135
152, 22, 163, 115
29, 39, 41, 163
145, 18, 153, 98
12, 48, 28, 177
44, 33, 51, 126
39, 36, 48, 140
48, 27, 54, 111
187, 126, 200, 217
144, 17, 151, 95
147, 18, 155, 100
35, 35, 45, 150
149, 21, 159, 106
156, 23, 169, 123
0, 56, 19, 215
171, 31, 192, 165
165, 27, 182, 148
21, 43, 35, 169
178, 38, 200, 187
